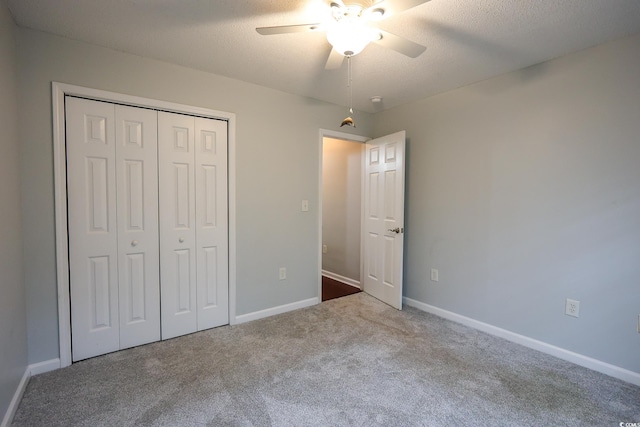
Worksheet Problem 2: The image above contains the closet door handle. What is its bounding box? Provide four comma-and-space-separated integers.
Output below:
179, 237, 185, 243
131, 240, 138, 247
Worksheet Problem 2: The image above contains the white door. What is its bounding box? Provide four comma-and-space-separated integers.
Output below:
194, 118, 229, 330
159, 113, 229, 339
115, 105, 161, 349
158, 112, 198, 339
67, 96, 229, 359
67, 97, 120, 361
363, 131, 406, 310
67, 98, 161, 361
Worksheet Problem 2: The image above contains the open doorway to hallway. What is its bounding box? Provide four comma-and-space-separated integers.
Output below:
321, 136, 364, 301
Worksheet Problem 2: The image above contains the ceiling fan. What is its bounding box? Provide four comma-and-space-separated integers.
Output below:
256, 0, 430, 69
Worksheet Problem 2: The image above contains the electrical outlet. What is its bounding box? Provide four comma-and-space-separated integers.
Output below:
279, 267, 287, 280
565, 299, 580, 318
322, 245, 327, 254
430, 268, 439, 282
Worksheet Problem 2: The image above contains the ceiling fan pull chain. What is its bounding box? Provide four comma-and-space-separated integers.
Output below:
340, 55, 356, 128
348, 55, 353, 113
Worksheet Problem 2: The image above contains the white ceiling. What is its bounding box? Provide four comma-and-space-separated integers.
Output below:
6, 0, 640, 113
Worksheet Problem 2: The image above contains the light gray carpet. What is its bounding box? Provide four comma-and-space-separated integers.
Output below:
13, 293, 640, 426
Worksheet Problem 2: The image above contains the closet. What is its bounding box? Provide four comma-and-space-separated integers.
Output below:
66, 97, 228, 361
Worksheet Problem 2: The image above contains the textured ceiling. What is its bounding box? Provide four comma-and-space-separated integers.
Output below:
6, 0, 640, 113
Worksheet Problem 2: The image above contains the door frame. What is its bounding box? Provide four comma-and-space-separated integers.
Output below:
52, 82, 237, 368
317, 129, 369, 300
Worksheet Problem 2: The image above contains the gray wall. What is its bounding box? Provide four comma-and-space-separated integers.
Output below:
9, 14, 640, 379
16, 28, 373, 364
374, 32, 640, 373
0, 1, 27, 420
322, 137, 362, 282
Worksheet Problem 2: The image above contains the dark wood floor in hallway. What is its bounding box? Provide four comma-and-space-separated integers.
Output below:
321, 276, 361, 301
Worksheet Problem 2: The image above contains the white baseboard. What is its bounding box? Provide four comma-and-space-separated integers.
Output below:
29, 358, 61, 376
322, 270, 361, 289
1, 368, 29, 427
0, 358, 62, 427
234, 297, 319, 325
403, 297, 640, 387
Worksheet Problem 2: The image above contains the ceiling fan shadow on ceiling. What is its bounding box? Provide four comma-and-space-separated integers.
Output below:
256, 0, 430, 70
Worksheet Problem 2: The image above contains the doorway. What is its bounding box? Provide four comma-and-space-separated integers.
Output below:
318, 129, 407, 309
320, 132, 366, 301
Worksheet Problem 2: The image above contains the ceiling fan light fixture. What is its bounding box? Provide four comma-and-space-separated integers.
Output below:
326, 20, 375, 56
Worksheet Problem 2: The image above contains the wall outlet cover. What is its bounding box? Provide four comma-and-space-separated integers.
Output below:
565, 298, 580, 318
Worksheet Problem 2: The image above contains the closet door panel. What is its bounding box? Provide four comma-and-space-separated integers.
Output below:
195, 118, 229, 330
159, 111, 198, 339
67, 97, 120, 361
115, 105, 160, 349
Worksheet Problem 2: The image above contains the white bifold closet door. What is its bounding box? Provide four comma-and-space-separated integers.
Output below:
67, 97, 160, 361
158, 111, 229, 340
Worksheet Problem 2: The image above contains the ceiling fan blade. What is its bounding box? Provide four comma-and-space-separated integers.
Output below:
325, 48, 345, 70
364, 0, 431, 18
373, 29, 426, 58
256, 23, 322, 35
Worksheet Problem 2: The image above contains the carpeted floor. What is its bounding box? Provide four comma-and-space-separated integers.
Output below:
12, 293, 640, 426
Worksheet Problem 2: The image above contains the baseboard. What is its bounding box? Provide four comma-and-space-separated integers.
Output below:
403, 297, 640, 387
1, 368, 29, 427
321, 270, 361, 289
234, 297, 319, 325
29, 358, 61, 376
1, 357, 63, 425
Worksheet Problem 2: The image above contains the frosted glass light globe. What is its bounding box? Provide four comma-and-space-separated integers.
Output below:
327, 20, 375, 56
